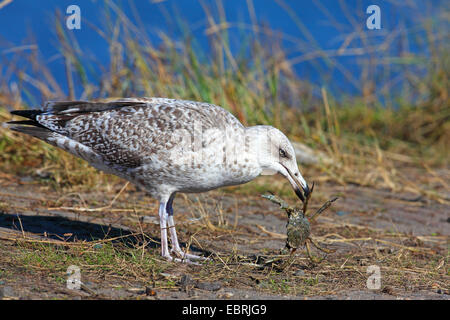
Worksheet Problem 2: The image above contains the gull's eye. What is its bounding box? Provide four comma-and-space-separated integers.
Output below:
279, 148, 287, 158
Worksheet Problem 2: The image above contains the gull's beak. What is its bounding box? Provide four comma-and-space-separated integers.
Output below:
282, 166, 310, 203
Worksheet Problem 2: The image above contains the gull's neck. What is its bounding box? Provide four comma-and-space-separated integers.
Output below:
243, 125, 276, 173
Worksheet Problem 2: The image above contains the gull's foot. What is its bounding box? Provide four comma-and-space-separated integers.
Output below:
162, 252, 201, 265
171, 248, 209, 262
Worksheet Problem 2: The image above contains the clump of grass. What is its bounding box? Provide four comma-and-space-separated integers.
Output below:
7, 238, 165, 285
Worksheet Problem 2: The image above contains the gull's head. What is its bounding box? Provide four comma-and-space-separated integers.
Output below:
251, 126, 310, 202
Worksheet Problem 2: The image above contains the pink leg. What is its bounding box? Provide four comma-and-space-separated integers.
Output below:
158, 202, 171, 260
159, 199, 206, 264
168, 215, 208, 261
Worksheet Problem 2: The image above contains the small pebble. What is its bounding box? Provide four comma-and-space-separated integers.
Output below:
382, 286, 395, 295
217, 292, 234, 299
180, 274, 195, 290
195, 281, 222, 291
294, 269, 305, 276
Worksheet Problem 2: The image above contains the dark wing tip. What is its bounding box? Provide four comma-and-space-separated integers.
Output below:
9, 125, 52, 141
10, 109, 43, 120
7, 120, 46, 128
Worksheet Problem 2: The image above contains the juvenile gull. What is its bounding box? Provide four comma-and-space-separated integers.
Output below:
9, 98, 310, 262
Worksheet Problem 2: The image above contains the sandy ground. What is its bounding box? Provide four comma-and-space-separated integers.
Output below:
0, 170, 448, 300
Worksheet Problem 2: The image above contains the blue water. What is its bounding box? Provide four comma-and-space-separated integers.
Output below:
0, 0, 447, 104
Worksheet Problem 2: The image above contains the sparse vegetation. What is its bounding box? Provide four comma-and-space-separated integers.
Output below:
0, 1, 448, 299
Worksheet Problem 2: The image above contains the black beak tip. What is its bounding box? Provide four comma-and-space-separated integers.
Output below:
295, 182, 313, 203
303, 185, 311, 198
295, 187, 305, 202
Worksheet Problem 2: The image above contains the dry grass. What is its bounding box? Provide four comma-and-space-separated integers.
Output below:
0, 186, 447, 298
0, 0, 448, 299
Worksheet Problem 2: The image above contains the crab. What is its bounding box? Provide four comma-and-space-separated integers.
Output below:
262, 183, 338, 264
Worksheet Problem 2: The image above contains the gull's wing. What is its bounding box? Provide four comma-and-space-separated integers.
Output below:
9, 98, 244, 170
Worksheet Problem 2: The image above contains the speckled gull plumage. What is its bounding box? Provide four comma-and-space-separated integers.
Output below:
9, 97, 310, 263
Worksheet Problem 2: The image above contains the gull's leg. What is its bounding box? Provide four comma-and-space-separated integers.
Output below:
158, 201, 172, 260
166, 194, 208, 261
159, 199, 192, 263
